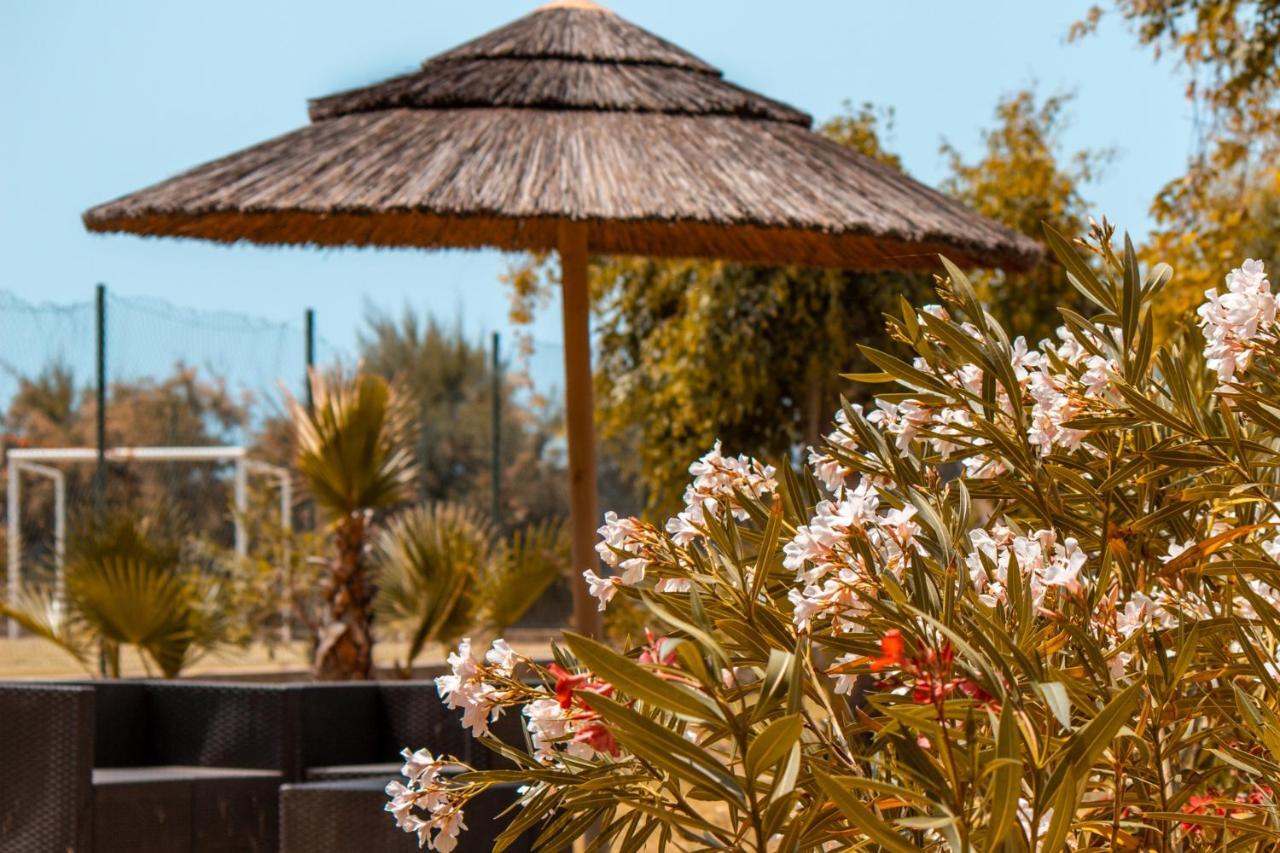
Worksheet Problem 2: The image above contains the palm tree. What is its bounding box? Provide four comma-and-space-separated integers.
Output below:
290, 369, 416, 679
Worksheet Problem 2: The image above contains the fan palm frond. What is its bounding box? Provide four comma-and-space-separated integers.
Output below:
373, 502, 494, 663
373, 503, 569, 666
66, 557, 202, 678
0, 585, 92, 671
478, 518, 569, 633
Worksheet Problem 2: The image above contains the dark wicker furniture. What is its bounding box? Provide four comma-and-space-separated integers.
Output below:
279, 777, 534, 853
0, 679, 529, 852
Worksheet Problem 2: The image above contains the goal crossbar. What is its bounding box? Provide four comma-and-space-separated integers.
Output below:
4, 446, 291, 639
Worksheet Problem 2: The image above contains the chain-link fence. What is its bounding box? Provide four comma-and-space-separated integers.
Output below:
0, 284, 575, 636
0, 288, 343, 624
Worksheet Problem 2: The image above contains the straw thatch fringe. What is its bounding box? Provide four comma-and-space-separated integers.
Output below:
432, 5, 717, 73
87, 210, 1015, 271
308, 57, 810, 125
85, 109, 1040, 270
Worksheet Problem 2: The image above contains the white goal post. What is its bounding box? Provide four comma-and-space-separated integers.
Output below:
4, 446, 291, 639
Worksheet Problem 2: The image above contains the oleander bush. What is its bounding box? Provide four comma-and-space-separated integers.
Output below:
388, 223, 1280, 851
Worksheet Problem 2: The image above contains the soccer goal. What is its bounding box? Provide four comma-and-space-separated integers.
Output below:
4, 446, 291, 639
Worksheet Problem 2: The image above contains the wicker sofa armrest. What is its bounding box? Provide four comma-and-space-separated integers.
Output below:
145, 681, 303, 780
0, 683, 94, 851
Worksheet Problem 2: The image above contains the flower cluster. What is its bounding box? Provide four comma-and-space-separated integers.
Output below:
807, 405, 862, 492
784, 480, 924, 632
1198, 259, 1275, 384
435, 638, 518, 737
665, 440, 777, 544
1180, 786, 1276, 836
534, 663, 619, 758
859, 628, 993, 707
1026, 326, 1116, 456
964, 524, 1086, 610
863, 301, 1122, 471
385, 750, 466, 852
586, 512, 665, 610
585, 442, 775, 611
395, 639, 624, 846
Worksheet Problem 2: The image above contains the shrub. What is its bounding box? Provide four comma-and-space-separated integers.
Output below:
388, 224, 1280, 850
373, 502, 568, 669
2, 512, 231, 679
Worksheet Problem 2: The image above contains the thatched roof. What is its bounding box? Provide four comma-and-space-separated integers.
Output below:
83, 1, 1042, 271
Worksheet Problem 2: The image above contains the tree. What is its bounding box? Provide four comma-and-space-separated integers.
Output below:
1074, 1, 1280, 131
941, 89, 1111, 343
358, 307, 569, 529
591, 256, 930, 512
3, 363, 252, 567
579, 104, 935, 512
290, 370, 416, 680
1075, 1, 1280, 329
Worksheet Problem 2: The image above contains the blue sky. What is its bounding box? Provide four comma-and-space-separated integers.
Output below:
2, 0, 1194, 360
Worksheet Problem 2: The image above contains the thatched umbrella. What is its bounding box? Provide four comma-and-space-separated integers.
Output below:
84, 0, 1040, 639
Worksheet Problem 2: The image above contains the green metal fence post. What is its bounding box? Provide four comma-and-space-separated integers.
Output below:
94, 283, 106, 516
491, 331, 502, 527
304, 307, 316, 413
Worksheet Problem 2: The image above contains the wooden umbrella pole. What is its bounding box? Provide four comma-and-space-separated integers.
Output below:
559, 220, 604, 639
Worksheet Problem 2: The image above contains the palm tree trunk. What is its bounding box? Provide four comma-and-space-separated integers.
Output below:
313, 510, 375, 680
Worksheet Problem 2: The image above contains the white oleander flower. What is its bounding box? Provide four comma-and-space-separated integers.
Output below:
435, 638, 503, 737
665, 442, 778, 545
386, 750, 467, 852
966, 525, 1084, 609
1198, 259, 1275, 384
582, 568, 619, 611
808, 405, 862, 493
484, 638, 517, 676
830, 652, 860, 695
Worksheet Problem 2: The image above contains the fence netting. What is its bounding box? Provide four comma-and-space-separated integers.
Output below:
0, 286, 573, 634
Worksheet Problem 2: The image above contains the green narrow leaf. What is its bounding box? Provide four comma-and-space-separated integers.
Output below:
985, 701, 1022, 849
755, 648, 795, 718
1043, 679, 1145, 803
579, 692, 747, 807
857, 345, 960, 397
750, 495, 784, 608
1034, 682, 1071, 730
1120, 233, 1140, 355
812, 768, 919, 853
745, 714, 803, 780
1039, 768, 1079, 853
563, 632, 721, 722
1042, 223, 1115, 312
769, 741, 801, 804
